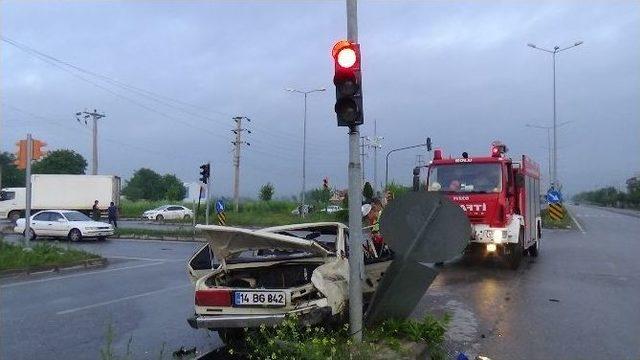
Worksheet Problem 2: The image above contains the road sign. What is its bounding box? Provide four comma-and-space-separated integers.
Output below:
217, 212, 226, 226
215, 200, 224, 214
546, 189, 563, 204
549, 203, 565, 220
365, 192, 471, 325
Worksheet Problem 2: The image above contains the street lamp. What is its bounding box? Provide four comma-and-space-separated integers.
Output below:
525, 121, 572, 190
285, 87, 326, 218
527, 41, 583, 188
385, 139, 431, 190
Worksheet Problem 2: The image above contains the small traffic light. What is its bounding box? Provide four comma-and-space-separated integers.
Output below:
14, 138, 47, 170
32, 140, 47, 160
426, 137, 432, 152
323, 177, 329, 190
199, 163, 210, 184
332, 40, 363, 127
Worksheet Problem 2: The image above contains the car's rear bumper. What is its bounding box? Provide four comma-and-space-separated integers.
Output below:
187, 306, 332, 330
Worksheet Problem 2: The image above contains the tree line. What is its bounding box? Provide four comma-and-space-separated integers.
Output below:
1, 150, 186, 202
573, 178, 640, 209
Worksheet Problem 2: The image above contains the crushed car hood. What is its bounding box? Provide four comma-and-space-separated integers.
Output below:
195, 225, 332, 261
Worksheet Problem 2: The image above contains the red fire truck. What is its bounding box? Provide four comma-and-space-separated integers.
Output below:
421, 141, 541, 269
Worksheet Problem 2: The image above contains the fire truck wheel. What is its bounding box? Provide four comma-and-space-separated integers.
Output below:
528, 239, 539, 257
507, 229, 524, 270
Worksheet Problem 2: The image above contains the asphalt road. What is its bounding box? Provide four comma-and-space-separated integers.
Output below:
2, 204, 638, 359
0, 238, 220, 360
419, 204, 640, 360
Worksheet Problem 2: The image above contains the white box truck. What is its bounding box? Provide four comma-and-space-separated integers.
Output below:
0, 175, 121, 221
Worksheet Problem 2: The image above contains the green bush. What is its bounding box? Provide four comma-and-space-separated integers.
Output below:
234, 313, 451, 360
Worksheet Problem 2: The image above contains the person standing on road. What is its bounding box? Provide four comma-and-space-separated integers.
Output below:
92, 200, 100, 221
108, 201, 118, 228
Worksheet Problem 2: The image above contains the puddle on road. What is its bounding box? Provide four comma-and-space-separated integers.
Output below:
445, 299, 479, 343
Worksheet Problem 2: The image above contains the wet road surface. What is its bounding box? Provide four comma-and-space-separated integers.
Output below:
418, 204, 640, 359
0, 238, 220, 360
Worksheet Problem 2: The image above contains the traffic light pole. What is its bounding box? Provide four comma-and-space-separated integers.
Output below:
205, 162, 211, 225
24, 134, 33, 247
346, 0, 364, 343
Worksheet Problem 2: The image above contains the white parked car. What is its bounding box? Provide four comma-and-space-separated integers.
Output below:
14, 210, 114, 242
186, 222, 393, 343
320, 205, 343, 214
142, 205, 193, 221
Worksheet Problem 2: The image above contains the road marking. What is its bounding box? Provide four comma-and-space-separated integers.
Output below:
568, 210, 586, 234
105, 255, 184, 262
56, 284, 191, 315
0, 261, 166, 289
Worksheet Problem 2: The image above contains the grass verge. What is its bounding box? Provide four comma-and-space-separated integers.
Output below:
121, 199, 343, 227
0, 239, 101, 271
541, 208, 573, 229
230, 313, 451, 360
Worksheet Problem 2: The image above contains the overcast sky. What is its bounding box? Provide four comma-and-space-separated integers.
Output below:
1, 1, 638, 198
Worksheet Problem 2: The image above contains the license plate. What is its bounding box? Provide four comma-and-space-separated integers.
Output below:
234, 291, 286, 307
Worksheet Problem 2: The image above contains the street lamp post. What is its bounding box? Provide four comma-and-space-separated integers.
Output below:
385, 140, 430, 190
526, 121, 572, 190
527, 41, 583, 188
285, 88, 326, 218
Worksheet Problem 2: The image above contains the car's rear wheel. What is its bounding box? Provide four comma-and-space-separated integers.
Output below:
156, 214, 164, 222
68, 228, 82, 242
23, 229, 36, 241
8, 210, 21, 222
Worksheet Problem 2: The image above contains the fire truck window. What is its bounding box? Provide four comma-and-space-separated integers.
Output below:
427, 163, 502, 193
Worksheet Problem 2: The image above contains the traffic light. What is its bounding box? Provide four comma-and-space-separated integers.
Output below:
323, 177, 329, 191
14, 138, 47, 170
199, 163, 210, 184
33, 140, 47, 160
332, 40, 363, 127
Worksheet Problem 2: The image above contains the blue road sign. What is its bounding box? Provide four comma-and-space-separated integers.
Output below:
215, 200, 225, 214
546, 189, 563, 204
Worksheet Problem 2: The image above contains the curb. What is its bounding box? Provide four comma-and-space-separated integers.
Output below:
0, 257, 108, 279
112, 234, 207, 242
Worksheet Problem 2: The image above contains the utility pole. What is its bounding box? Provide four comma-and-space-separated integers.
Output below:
369, 119, 383, 193
232, 116, 251, 212
360, 136, 368, 183
76, 109, 106, 175
24, 134, 33, 247
346, 0, 364, 342
415, 154, 426, 167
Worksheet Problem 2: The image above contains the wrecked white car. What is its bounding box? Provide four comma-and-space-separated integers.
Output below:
186, 222, 392, 342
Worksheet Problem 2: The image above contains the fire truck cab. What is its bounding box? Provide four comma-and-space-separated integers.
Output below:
421, 141, 541, 269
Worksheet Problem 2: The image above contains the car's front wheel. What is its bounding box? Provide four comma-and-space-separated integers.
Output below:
23, 229, 36, 241
156, 214, 164, 222
183, 214, 191, 220
68, 228, 83, 242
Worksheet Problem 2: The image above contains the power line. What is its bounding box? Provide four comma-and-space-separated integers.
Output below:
2, 36, 341, 150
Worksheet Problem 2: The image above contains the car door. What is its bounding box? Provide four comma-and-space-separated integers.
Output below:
30, 212, 51, 235
48, 212, 70, 237
168, 206, 183, 220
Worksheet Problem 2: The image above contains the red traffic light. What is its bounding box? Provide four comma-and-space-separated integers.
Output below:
332, 40, 360, 70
